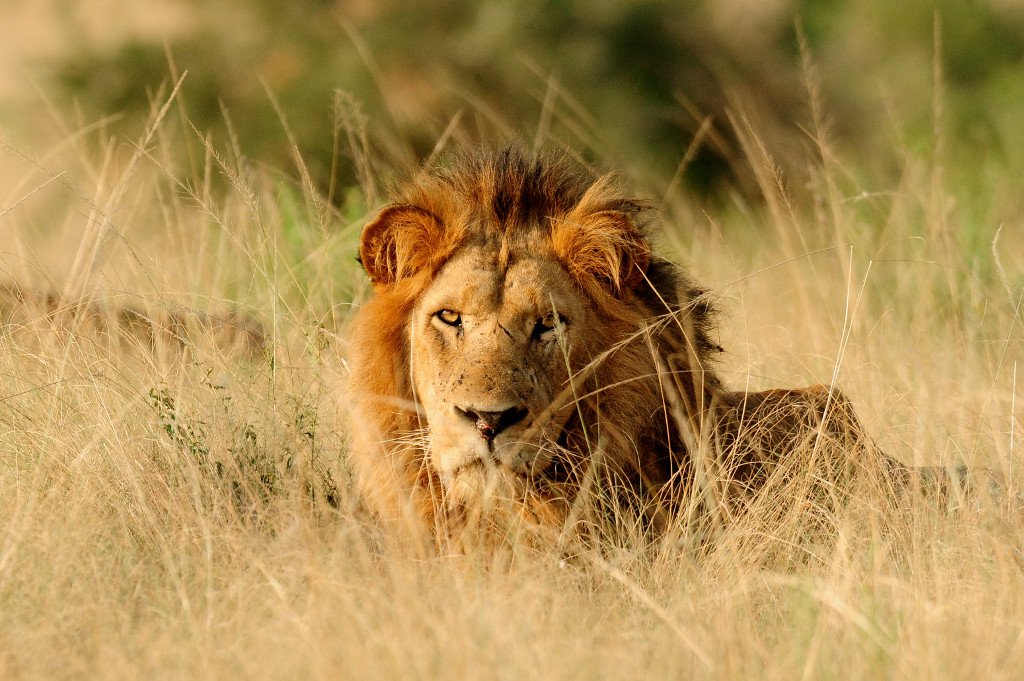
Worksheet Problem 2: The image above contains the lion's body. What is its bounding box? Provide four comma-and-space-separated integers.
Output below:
348, 148, 892, 542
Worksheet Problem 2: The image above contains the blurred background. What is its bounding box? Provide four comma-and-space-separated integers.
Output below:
3, 0, 1023, 208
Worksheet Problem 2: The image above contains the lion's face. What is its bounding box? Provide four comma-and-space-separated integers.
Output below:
410, 244, 588, 503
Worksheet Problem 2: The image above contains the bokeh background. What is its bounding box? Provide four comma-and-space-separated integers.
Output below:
4, 0, 1023, 205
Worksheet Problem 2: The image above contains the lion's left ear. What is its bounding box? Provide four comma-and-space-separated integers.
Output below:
359, 204, 446, 286
550, 210, 651, 297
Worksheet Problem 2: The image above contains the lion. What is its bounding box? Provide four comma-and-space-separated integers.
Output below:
348, 147, 901, 545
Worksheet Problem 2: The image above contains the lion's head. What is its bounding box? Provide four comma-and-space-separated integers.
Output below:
348, 148, 725, 539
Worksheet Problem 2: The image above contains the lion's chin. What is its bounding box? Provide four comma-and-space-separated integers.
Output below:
437, 459, 568, 545
442, 460, 518, 501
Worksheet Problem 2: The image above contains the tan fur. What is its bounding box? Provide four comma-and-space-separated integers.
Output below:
348, 148, 892, 544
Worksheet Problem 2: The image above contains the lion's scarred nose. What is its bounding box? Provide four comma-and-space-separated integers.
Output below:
455, 405, 528, 440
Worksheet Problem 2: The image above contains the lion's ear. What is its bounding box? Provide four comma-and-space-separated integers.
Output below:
359, 204, 445, 286
550, 210, 651, 297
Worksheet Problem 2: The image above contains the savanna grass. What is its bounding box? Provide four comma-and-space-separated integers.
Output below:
0, 55, 1021, 680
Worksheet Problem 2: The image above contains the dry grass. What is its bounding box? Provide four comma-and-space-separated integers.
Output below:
1, 73, 1022, 681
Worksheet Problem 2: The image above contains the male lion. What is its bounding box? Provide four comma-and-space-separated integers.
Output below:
348, 147, 898, 544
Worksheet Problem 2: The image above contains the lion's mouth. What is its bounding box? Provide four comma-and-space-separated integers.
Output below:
441, 457, 523, 486
437, 454, 552, 504
430, 407, 580, 499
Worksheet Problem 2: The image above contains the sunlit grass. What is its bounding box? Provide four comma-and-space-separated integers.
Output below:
0, 69, 1022, 681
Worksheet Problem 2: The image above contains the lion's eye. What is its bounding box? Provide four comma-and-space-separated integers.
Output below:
435, 309, 462, 327
533, 312, 564, 340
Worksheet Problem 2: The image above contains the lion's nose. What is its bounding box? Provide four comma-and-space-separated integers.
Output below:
455, 405, 528, 441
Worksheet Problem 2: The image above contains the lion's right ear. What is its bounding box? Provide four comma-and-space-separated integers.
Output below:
359, 204, 445, 286
550, 209, 651, 298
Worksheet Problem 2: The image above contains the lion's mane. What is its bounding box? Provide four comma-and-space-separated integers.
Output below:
346, 147, 893, 540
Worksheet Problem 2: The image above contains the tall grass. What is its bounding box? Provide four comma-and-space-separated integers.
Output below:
0, 67, 1021, 680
